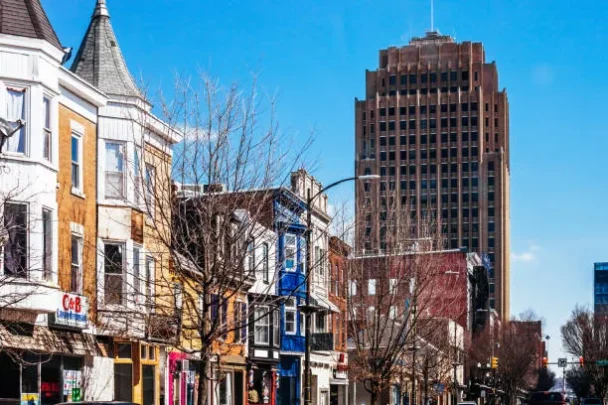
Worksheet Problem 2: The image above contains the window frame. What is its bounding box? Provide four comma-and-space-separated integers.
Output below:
284, 234, 296, 271
4, 86, 28, 156
104, 141, 126, 200
144, 163, 156, 218
71, 131, 83, 194
284, 298, 296, 335
262, 242, 270, 283
254, 305, 270, 345
103, 241, 126, 306
42, 208, 53, 281
71, 234, 83, 294
42, 96, 52, 162
368, 279, 377, 296
2, 201, 28, 278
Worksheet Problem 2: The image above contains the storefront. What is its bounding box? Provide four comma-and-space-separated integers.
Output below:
109, 340, 160, 405
329, 365, 348, 405
166, 351, 201, 405
247, 365, 277, 405
210, 355, 247, 405
276, 356, 301, 405
0, 292, 96, 405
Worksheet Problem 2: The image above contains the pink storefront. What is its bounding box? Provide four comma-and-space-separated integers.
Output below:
167, 351, 200, 405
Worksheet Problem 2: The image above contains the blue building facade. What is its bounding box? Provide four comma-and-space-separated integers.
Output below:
594, 262, 608, 314
273, 190, 307, 405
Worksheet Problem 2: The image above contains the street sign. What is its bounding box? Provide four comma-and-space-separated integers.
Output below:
596, 360, 608, 366
558, 358, 568, 368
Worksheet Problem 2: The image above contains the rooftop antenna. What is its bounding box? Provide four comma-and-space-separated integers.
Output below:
430, 0, 434, 32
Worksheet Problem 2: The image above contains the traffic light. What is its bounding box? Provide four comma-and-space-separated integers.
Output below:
491, 356, 499, 369
542, 357, 548, 369
579, 356, 585, 367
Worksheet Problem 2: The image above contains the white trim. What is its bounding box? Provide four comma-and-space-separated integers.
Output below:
70, 222, 84, 236
70, 119, 85, 136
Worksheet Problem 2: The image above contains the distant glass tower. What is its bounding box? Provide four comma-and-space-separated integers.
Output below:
594, 263, 608, 313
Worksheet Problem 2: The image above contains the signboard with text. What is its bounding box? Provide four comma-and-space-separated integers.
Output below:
53, 293, 88, 329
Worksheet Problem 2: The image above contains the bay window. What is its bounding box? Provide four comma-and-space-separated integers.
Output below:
105, 142, 125, 199
42, 97, 52, 161
285, 298, 296, 335
133, 245, 141, 299
254, 306, 270, 345
42, 208, 52, 280
3, 202, 28, 277
104, 242, 125, 305
5, 88, 26, 154
284, 235, 296, 271
145, 164, 155, 217
273, 308, 280, 345
262, 242, 269, 283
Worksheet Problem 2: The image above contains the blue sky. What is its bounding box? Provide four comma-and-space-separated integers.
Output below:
44, 0, 608, 363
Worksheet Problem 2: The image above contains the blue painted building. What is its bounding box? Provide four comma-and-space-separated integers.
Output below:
273, 189, 307, 405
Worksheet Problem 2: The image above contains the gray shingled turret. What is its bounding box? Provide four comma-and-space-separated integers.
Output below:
0, 0, 62, 50
70, 0, 142, 98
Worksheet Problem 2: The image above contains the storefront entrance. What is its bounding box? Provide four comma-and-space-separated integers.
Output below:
0, 353, 84, 404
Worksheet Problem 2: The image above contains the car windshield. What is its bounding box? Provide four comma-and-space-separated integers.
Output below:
531, 393, 564, 402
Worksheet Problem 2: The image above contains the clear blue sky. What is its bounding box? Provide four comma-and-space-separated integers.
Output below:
45, 0, 608, 363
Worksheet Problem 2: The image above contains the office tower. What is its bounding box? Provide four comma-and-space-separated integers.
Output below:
354, 32, 510, 320
595, 262, 608, 314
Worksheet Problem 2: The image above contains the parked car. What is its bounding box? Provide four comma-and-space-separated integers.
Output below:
582, 399, 603, 405
57, 402, 138, 405
528, 392, 569, 405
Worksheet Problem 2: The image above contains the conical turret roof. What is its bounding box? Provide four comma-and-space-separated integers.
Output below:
0, 0, 62, 50
70, 0, 141, 98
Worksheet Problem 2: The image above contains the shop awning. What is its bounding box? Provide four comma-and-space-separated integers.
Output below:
310, 292, 340, 313
0, 323, 99, 356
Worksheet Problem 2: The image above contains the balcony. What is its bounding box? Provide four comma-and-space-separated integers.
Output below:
311, 333, 334, 352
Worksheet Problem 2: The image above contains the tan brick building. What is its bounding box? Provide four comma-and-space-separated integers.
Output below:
354, 31, 510, 320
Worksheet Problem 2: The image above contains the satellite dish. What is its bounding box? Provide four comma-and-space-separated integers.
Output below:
0, 118, 25, 154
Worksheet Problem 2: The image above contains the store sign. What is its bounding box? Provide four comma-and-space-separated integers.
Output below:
21, 393, 39, 405
55, 293, 88, 329
333, 369, 347, 380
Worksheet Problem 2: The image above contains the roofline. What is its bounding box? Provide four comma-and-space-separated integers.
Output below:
352, 247, 469, 260
58, 66, 108, 107
0, 33, 64, 63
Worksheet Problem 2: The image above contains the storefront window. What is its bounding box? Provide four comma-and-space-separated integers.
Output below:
117, 343, 132, 358
115, 363, 133, 401
22, 355, 38, 398
41, 356, 61, 405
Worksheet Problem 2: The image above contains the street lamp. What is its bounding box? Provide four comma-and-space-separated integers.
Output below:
302, 174, 379, 405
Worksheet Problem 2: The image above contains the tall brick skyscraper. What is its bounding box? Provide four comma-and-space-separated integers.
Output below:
354, 32, 510, 320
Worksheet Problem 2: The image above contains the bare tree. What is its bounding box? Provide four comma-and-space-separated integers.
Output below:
469, 318, 540, 405
130, 73, 316, 405
562, 306, 608, 401
346, 195, 471, 405
566, 367, 591, 400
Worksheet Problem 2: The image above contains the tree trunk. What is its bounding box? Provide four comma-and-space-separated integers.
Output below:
198, 357, 209, 405
370, 391, 378, 405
